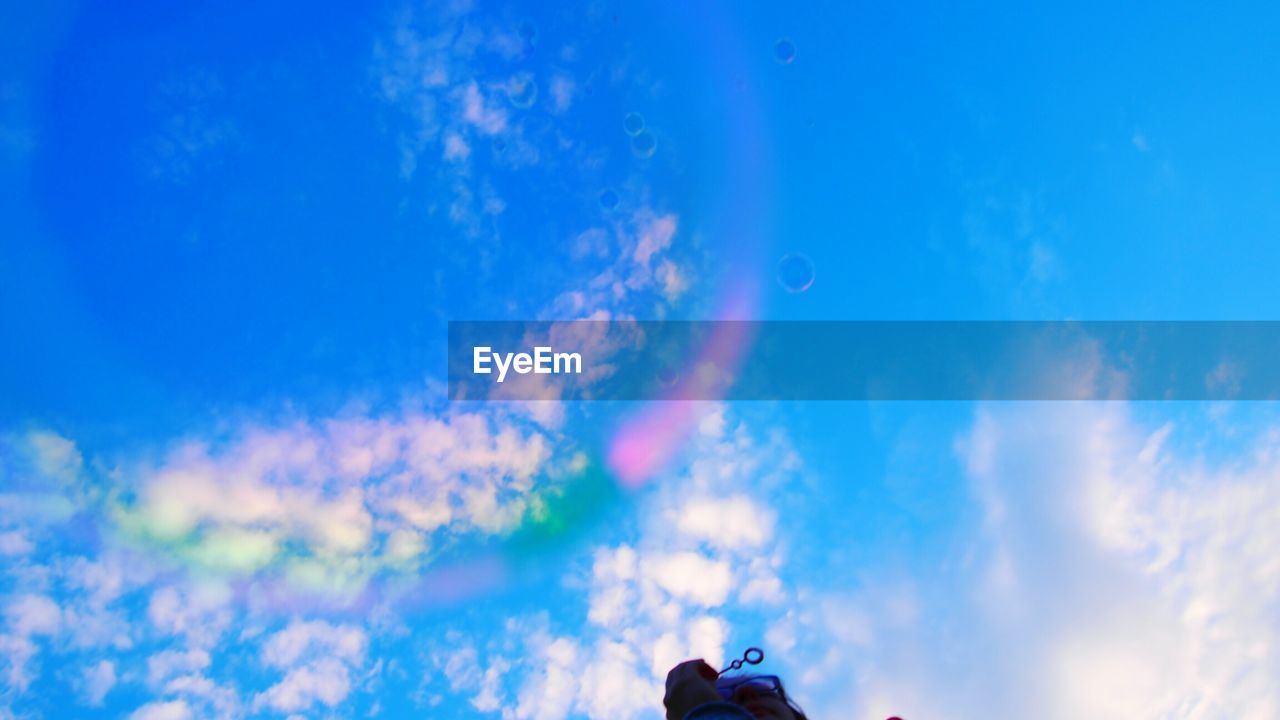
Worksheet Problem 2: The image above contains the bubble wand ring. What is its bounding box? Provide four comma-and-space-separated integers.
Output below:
718, 647, 764, 676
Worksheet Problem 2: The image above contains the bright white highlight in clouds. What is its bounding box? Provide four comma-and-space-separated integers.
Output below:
676, 496, 774, 550
643, 552, 732, 607
129, 699, 193, 720
14, 402, 1276, 719
778, 404, 1280, 720
961, 405, 1280, 718
428, 407, 798, 719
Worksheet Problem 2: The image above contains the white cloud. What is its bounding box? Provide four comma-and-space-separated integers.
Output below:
459, 82, 508, 135
162, 673, 241, 719
78, 659, 116, 706
147, 648, 211, 687
674, 496, 773, 550
471, 657, 508, 712
548, 75, 574, 114
955, 404, 1280, 717
114, 409, 554, 597
435, 411, 803, 719
632, 214, 675, 267
586, 546, 637, 628
145, 71, 236, 183
4, 594, 61, 637
655, 259, 688, 302
371, 7, 530, 236
254, 657, 353, 713
642, 552, 732, 607
64, 557, 129, 608
513, 636, 579, 720
26, 430, 83, 484
129, 699, 193, 720
261, 620, 367, 670
685, 615, 727, 668
0, 531, 32, 556
737, 557, 785, 606
781, 404, 1280, 720
0, 634, 37, 692
252, 619, 369, 714
574, 640, 656, 720
550, 211, 687, 319
443, 132, 471, 161
146, 582, 233, 648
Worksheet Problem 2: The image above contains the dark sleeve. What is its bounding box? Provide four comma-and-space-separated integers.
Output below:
683, 701, 756, 720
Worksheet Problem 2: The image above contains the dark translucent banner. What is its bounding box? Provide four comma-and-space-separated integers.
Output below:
447, 321, 1280, 401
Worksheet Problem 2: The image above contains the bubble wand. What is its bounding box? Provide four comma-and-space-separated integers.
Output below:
718, 647, 764, 677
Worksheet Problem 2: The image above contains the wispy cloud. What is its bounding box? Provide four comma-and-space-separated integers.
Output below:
144, 70, 237, 184
76, 658, 117, 706
253, 620, 370, 713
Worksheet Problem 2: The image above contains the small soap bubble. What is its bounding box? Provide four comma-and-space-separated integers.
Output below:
493, 137, 507, 154
598, 189, 620, 210
507, 73, 537, 108
777, 253, 814, 293
656, 366, 679, 389
623, 112, 645, 136
630, 130, 657, 159
518, 20, 538, 44
774, 37, 797, 64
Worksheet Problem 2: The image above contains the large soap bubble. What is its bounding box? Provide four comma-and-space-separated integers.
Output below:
777, 253, 814, 293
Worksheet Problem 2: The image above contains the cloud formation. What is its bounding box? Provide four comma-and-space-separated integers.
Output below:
426, 406, 800, 719
110, 407, 558, 597
775, 404, 1280, 720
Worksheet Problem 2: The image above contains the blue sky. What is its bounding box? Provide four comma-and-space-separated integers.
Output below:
4, 1, 1280, 718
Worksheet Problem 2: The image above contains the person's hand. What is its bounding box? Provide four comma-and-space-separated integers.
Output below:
663, 659, 721, 720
